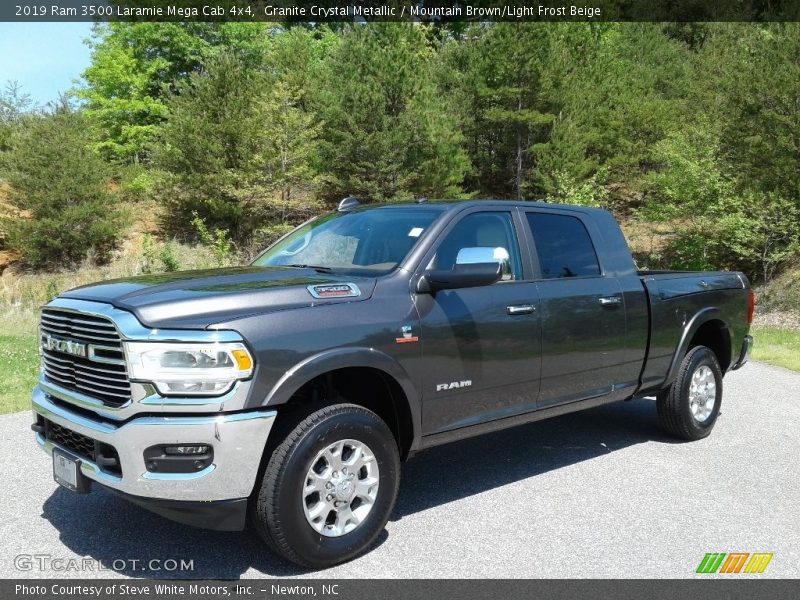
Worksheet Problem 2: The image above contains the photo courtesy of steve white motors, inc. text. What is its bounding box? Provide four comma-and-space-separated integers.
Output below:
15, 583, 339, 597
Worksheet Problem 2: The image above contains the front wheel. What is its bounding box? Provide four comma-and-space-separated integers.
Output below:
251, 404, 400, 568
657, 345, 723, 441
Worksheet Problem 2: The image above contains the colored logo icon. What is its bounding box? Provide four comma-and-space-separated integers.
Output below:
696, 552, 773, 574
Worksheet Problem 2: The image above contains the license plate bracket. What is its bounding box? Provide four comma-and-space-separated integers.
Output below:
53, 449, 91, 494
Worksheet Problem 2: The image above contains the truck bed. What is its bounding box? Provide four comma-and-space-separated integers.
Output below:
637, 270, 750, 394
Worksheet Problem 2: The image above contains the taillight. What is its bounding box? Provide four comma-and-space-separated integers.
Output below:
747, 289, 755, 325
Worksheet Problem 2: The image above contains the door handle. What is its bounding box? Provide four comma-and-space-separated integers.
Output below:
598, 296, 622, 307
507, 304, 535, 315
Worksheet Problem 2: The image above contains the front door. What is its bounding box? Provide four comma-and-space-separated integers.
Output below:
415, 210, 541, 434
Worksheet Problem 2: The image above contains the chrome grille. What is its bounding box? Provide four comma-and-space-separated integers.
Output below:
40, 308, 131, 407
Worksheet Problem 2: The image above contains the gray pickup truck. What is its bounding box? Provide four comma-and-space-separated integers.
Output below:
30, 199, 753, 567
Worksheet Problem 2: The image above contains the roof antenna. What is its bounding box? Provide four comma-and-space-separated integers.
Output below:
338, 196, 359, 212
415, 196, 428, 204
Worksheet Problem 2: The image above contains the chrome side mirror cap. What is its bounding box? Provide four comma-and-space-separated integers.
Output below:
455, 246, 510, 266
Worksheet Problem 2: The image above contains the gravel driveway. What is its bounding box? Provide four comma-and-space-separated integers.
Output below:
1, 361, 797, 578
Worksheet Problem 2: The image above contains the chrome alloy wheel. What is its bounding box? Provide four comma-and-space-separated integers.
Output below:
302, 439, 380, 537
689, 365, 716, 422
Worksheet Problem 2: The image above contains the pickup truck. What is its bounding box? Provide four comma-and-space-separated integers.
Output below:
30, 199, 753, 568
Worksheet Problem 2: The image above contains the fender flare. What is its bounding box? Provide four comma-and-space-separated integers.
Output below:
263, 347, 422, 451
663, 307, 731, 386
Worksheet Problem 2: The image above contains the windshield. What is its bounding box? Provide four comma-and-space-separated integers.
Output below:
253, 207, 442, 276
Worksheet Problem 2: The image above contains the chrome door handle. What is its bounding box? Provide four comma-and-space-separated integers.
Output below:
598, 296, 622, 306
507, 304, 535, 315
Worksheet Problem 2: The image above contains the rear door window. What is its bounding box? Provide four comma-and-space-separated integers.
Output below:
525, 213, 601, 279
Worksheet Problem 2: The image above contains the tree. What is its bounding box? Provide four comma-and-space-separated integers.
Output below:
1, 103, 126, 268
639, 124, 800, 281
313, 23, 469, 202
259, 27, 334, 207
262, 80, 320, 204
704, 24, 800, 209
78, 22, 271, 163
153, 51, 270, 240
438, 24, 559, 199
535, 24, 695, 208
0, 81, 34, 157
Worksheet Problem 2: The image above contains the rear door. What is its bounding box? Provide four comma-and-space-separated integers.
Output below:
416, 208, 541, 434
521, 209, 627, 408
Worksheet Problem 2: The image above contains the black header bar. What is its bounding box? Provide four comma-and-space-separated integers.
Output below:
3, 1, 800, 23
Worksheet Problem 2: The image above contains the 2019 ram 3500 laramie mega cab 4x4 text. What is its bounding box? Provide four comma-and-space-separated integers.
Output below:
31, 199, 753, 567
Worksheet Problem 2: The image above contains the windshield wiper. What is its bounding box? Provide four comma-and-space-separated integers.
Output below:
285, 264, 335, 273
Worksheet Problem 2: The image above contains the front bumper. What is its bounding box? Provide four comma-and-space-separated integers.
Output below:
32, 384, 276, 504
731, 334, 753, 370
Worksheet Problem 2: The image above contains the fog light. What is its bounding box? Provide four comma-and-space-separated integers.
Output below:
164, 444, 210, 455
144, 444, 214, 473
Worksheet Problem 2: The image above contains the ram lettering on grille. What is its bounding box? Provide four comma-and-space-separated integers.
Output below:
39, 308, 131, 407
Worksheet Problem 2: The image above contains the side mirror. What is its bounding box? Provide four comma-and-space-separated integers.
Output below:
418, 246, 508, 293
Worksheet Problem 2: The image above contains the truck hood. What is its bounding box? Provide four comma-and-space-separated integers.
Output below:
60, 266, 376, 329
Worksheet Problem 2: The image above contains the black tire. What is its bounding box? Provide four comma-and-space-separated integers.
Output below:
251, 403, 400, 568
657, 345, 723, 441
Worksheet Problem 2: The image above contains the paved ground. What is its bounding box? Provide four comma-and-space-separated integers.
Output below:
1, 361, 797, 579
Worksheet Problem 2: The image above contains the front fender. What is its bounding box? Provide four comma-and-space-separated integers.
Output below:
263, 347, 422, 450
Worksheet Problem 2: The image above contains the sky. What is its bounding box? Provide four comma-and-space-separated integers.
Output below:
0, 23, 94, 106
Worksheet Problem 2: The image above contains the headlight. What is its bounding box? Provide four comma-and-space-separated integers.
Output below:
124, 341, 254, 396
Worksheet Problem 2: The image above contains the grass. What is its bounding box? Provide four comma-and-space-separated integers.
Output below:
750, 326, 800, 372
2, 322, 797, 416
1, 273, 798, 415
0, 235, 234, 415
0, 239, 220, 316
0, 332, 38, 415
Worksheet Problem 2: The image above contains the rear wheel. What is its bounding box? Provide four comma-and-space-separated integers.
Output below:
657, 346, 723, 440
251, 403, 400, 568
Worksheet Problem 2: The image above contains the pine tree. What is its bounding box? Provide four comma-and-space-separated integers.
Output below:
154, 51, 269, 240
79, 23, 271, 163
1, 103, 126, 268
313, 23, 469, 202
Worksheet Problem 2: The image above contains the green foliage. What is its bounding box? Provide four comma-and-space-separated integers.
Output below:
759, 266, 800, 313
118, 164, 156, 203
159, 242, 180, 272
641, 123, 800, 282
442, 24, 557, 198
534, 24, 693, 206
141, 234, 180, 274
718, 194, 800, 284
548, 169, 610, 209
248, 223, 295, 259
0, 334, 40, 414
78, 23, 270, 163
750, 327, 800, 372
263, 80, 321, 203
0, 81, 34, 157
191, 212, 234, 268
154, 51, 270, 239
313, 24, 469, 202
708, 24, 800, 205
1, 105, 127, 269
4, 22, 800, 286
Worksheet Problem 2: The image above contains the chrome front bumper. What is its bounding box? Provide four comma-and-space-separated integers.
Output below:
32, 384, 276, 502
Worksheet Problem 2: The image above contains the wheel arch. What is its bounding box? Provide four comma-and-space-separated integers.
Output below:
665, 308, 733, 386
263, 348, 420, 459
